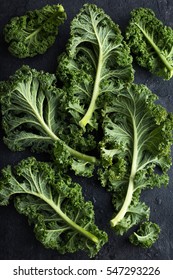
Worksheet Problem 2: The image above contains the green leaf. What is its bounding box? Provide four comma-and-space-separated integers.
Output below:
99, 84, 173, 234
129, 222, 160, 248
112, 197, 150, 235
0, 157, 108, 257
4, 4, 67, 58
0, 65, 97, 176
126, 8, 173, 79
57, 3, 134, 129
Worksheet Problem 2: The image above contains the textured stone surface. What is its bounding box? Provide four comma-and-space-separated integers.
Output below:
0, 0, 173, 260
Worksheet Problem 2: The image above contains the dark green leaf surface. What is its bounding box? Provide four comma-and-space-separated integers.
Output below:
99, 84, 173, 234
0, 65, 97, 176
4, 4, 67, 58
129, 222, 160, 248
0, 157, 107, 257
126, 8, 173, 79
57, 4, 134, 130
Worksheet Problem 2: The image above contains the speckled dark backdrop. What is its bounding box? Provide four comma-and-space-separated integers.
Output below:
0, 0, 173, 260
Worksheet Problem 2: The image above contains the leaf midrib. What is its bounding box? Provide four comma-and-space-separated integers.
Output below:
13, 175, 99, 244
110, 112, 138, 227
135, 22, 173, 76
14, 83, 97, 163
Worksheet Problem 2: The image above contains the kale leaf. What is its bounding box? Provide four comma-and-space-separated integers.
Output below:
129, 222, 160, 248
99, 84, 173, 235
0, 157, 108, 257
0, 65, 97, 176
126, 8, 173, 80
4, 4, 67, 58
57, 4, 134, 130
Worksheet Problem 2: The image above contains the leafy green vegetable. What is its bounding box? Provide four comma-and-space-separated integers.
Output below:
0, 65, 97, 176
57, 3, 134, 130
126, 8, 173, 80
0, 3, 171, 253
129, 222, 160, 248
4, 4, 67, 58
99, 84, 173, 235
0, 157, 107, 257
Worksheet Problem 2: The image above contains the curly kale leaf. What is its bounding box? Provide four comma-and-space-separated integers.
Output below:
0, 157, 108, 257
129, 222, 160, 248
0, 65, 97, 176
57, 4, 134, 130
126, 8, 173, 80
99, 84, 173, 235
4, 4, 66, 58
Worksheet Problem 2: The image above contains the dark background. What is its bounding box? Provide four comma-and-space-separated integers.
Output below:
0, 0, 173, 260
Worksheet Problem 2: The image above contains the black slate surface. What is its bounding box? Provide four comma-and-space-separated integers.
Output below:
0, 0, 173, 260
